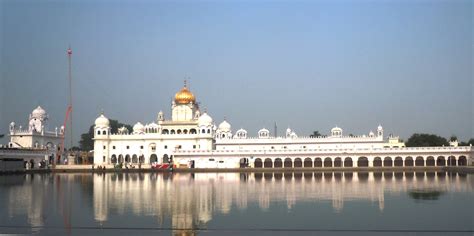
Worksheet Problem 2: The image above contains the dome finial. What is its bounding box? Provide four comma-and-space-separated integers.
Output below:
184, 79, 187, 88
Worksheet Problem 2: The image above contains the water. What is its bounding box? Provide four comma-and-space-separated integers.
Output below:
0, 171, 473, 235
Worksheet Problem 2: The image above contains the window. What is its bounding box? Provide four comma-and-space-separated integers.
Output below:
164, 145, 167, 149
140, 146, 143, 149
102, 130, 106, 135
126, 146, 130, 149
113, 146, 116, 149
103, 145, 106, 150
97, 130, 100, 135
193, 145, 196, 149
103, 156, 105, 162
209, 158, 215, 161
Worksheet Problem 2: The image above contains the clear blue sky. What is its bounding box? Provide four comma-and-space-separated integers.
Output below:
0, 0, 472, 146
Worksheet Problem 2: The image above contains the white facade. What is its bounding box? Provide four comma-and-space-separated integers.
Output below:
93, 83, 473, 168
6, 106, 63, 166
93, 82, 214, 166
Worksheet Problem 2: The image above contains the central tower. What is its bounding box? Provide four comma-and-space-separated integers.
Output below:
171, 81, 199, 121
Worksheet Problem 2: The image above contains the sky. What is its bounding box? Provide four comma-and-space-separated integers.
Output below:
0, 0, 472, 147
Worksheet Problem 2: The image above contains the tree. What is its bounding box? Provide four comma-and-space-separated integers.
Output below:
79, 119, 132, 151
310, 131, 323, 138
459, 138, 474, 146
405, 133, 449, 147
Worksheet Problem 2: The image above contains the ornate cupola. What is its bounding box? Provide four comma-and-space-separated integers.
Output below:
172, 80, 199, 121
174, 80, 195, 104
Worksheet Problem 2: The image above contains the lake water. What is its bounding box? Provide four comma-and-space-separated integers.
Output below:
0, 171, 472, 235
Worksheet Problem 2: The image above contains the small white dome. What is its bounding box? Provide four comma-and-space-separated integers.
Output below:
369, 131, 375, 137
198, 112, 213, 126
377, 125, 383, 131
133, 122, 145, 133
118, 126, 129, 134
147, 122, 159, 128
258, 128, 270, 138
259, 128, 269, 133
218, 120, 231, 131
95, 114, 110, 127
31, 106, 47, 118
331, 126, 342, 132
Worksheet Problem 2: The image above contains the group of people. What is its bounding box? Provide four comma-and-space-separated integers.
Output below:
93, 165, 106, 171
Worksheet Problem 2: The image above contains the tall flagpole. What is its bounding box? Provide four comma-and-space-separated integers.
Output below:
67, 46, 73, 149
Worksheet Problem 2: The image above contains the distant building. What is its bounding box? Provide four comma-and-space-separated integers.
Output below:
93, 82, 472, 168
2, 106, 62, 169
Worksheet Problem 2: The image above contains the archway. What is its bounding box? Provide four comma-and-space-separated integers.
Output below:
357, 157, 369, 167
163, 154, 169, 163
426, 156, 435, 166
344, 157, 353, 167
314, 158, 322, 167
304, 158, 312, 167
239, 158, 248, 168
415, 156, 424, 166
448, 156, 456, 166
132, 154, 138, 163
254, 158, 263, 168
284, 158, 292, 168
294, 158, 302, 167
150, 154, 158, 164
274, 158, 283, 168
394, 157, 403, 167
111, 154, 117, 164
118, 154, 124, 163
29, 160, 35, 168
458, 156, 467, 166
334, 157, 342, 167
125, 154, 131, 163
139, 155, 145, 163
404, 157, 414, 167
383, 157, 393, 167
324, 157, 332, 167
264, 158, 273, 168
373, 157, 382, 167
436, 156, 446, 166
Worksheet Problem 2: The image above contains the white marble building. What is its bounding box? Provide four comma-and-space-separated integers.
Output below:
3, 106, 63, 167
93, 82, 473, 168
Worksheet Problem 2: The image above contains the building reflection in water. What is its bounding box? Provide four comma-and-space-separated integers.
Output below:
2, 172, 472, 235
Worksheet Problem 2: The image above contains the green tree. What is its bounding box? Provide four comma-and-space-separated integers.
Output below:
79, 119, 132, 151
459, 138, 474, 146
310, 131, 323, 138
405, 133, 449, 147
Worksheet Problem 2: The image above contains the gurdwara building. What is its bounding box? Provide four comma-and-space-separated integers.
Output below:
93, 82, 472, 168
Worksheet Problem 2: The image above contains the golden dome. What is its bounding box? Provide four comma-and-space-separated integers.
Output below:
174, 81, 195, 104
